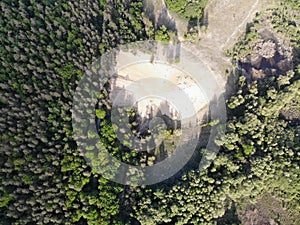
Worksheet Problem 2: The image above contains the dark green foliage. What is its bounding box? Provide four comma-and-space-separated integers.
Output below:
1, 0, 300, 224
0, 0, 150, 224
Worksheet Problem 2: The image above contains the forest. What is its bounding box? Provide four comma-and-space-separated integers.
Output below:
0, 0, 299, 224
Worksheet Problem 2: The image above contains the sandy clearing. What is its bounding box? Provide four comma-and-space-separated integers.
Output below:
154, 0, 270, 89
116, 63, 207, 118
110, 0, 270, 126
111, 47, 212, 121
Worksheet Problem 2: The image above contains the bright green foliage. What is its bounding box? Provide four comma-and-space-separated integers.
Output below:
166, 0, 208, 20
155, 25, 171, 43
95, 109, 106, 119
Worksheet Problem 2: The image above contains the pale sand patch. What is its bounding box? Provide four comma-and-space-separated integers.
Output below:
113, 62, 208, 119
108, 42, 225, 130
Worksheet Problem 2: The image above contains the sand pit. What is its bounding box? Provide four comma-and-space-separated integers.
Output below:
112, 61, 208, 120
109, 42, 222, 126
73, 41, 227, 185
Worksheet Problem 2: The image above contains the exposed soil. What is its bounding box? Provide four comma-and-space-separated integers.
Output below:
145, 0, 270, 94
237, 192, 300, 225
239, 36, 293, 82
280, 93, 300, 125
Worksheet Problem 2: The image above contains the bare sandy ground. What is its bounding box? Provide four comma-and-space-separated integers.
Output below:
115, 61, 208, 119
110, 42, 219, 125
163, 0, 270, 87
111, 0, 270, 124
203, 0, 273, 51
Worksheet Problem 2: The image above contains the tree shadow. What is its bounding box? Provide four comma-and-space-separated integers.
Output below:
187, 17, 198, 31
201, 9, 209, 29
143, 0, 155, 25
216, 201, 241, 225
187, 9, 208, 31
157, 8, 178, 33
143, 0, 178, 35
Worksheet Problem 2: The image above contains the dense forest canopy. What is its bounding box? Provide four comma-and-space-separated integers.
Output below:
0, 0, 299, 224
